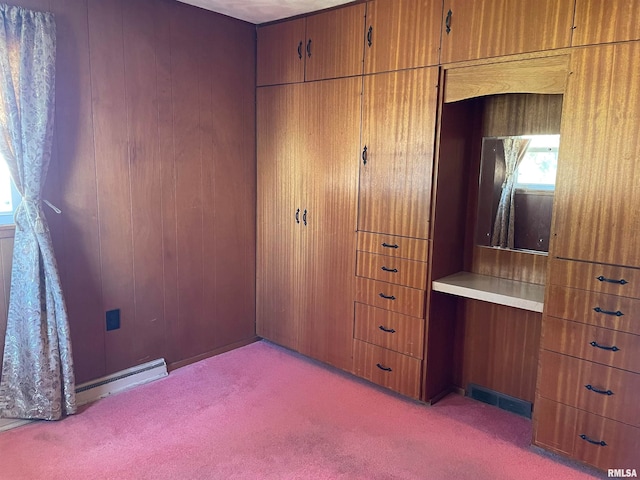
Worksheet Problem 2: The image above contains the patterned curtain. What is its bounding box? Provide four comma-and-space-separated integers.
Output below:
491, 137, 531, 249
0, 5, 76, 420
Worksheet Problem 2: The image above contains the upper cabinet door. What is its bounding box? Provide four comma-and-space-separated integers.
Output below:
552, 43, 640, 268
257, 19, 305, 86
440, 0, 574, 64
359, 67, 439, 239
573, 0, 640, 46
305, 4, 366, 81
364, 0, 442, 74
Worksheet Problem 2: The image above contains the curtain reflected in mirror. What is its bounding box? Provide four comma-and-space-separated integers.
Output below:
475, 135, 559, 253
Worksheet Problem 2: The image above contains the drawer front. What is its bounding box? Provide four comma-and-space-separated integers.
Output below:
534, 396, 640, 471
356, 251, 427, 289
546, 285, 640, 336
354, 303, 424, 358
542, 316, 640, 373
549, 259, 640, 298
538, 350, 640, 427
357, 232, 429, 262
353, 339, 421, 398
355, 277, 425, 317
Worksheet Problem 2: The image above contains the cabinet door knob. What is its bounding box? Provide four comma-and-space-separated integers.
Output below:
585, 384, 614, 396
589, 341, 619, 352
593, 307, 624, 316
297, 41, 303, 59
579, 434, 607, 447
295, 208, 300, 224
445, 10, 452, 35
376, 363, 392, 372
367, 25, 373, 47
596, 275, 628, 285
306, 39, 312, 58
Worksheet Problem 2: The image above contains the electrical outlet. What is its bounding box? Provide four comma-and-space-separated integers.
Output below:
106, 309, 120, 331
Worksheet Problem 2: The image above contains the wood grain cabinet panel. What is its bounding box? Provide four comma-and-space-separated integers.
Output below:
542, 316, 640, 373
356, 277, 425, 318
353, 339, 421, 398
552, 43, 640, 268
305, 4, 365, 82
548, 260, 640, 300
440, 0, 574, 64
257, 19, 305, 86
573, 0, 640, 46
357, 232, 429, 262
546, 285, 640, 337
534, 396, 640, 471
538, 350, 640, 427
359, 67, 438, 239
364, 0, 442, 74
354, 303, 425, 358
356, 251, 427, 289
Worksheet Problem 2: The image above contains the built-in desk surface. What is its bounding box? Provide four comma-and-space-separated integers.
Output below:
432, 272, 544, 313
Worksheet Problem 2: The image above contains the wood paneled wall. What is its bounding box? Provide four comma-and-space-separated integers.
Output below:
1, 0, 256, 384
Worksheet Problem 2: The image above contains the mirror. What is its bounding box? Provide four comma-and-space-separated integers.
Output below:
475, 135, 559, 253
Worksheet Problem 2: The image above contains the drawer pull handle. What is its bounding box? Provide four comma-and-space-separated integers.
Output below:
590, 341, 620, 352
378, 325, 396, 333
376, 363, 392, 372
585, 384, 613, 396
381, 242, 399, 249
379, 293, 396, 300
381, 266, 398, 273
596, 275, 628, 285
593, 307, 624, 317
579, 434, 607, 447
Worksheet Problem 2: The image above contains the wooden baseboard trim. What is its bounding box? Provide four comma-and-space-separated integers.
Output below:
168, 336, 259, 372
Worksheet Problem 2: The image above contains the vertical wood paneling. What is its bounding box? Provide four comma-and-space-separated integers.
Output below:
88, 0, 136, 374
123, 0, 165, 365
50, 0, 105, 383
0, 0, 257, 383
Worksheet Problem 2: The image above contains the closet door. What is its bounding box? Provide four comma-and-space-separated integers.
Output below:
573, 0, 640, 46
364, 0, 442, 74
256, 84, 306, 350
359, 67, 438, 239
440, 0, 574, 64
298, 77, 361, 371
257, 19, 306, 86
304, 4, 365, 82
552, 43, 640, 268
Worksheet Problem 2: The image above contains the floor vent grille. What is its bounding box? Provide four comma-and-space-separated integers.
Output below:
467, 383, 532, 418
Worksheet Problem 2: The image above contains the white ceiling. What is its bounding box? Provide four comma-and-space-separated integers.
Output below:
177, 0, 354, 24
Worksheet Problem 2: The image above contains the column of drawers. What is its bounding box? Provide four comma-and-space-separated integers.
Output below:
352, 232, 428, 399
534, 259, 640, 471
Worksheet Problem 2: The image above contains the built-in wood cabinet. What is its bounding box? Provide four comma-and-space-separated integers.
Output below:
552, 43, 640, 268
256, 77, 360, 372
363, 0, 442, 74
256, 4, 365, 86
359, 67, 438, 239
440, 0, 574, 64
257, 19, 305, 86
573, 0, 640, 46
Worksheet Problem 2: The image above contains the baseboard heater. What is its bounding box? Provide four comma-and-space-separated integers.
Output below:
466, 383, 532, 418
0, 358, 167, 433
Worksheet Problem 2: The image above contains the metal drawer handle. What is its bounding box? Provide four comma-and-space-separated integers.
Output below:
590, 341, 619, 352
579, 434, 607, 447
381, 242, 398, 249
379, 293, 396, 300
381, 266, 398, 273
378, 325, 396, 334
596, 275, 628, 285
376, 363, 392, 372
585, 384, 613, 396
593, 307, 624, 316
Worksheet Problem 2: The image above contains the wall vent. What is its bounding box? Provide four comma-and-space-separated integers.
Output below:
467, 383, 532, 418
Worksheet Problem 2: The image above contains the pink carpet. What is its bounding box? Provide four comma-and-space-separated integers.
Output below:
0, 341, 600, 479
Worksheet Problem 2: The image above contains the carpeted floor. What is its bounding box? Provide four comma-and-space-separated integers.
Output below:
0, 341, 601, 479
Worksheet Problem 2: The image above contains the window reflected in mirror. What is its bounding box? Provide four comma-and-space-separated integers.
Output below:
475, 135, 559, 253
